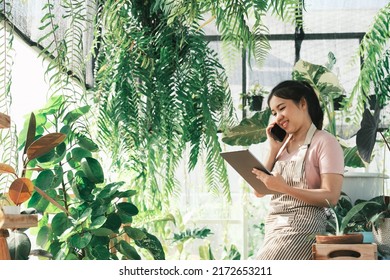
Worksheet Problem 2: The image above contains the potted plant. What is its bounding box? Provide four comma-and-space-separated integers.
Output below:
243, 83, 268, 112
315, 199, 379, 244
365, 195, 390, 258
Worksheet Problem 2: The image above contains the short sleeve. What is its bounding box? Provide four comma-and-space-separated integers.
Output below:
305, 130, 344, 189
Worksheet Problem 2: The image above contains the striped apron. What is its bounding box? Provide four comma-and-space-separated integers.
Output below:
256, 124, 326, 260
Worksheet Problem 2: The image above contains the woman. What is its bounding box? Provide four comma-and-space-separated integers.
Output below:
251, 80, 344, 260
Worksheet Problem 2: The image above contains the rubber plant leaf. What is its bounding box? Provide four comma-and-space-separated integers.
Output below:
222, 109, 271, 146
356, 108, 380, 163
0, 112, 11, 129
8, 177, 34, 205
23, 113, 37, 155
0, 163, 17, 176
26, 133, 67, 161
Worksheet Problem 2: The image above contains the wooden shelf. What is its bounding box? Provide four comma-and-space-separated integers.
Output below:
0, 213, 38, 229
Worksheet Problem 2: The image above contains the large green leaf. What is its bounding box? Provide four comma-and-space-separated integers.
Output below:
36, 225, 51, 248
69, 232, 92, 249
51, 212, 72, 236
222, 109, 271, 146
89, 216, 107, 230
117, 202, 139, 223
342, 146, 365, 168
63, 105, 91, 125
35, 169, 55, 190
124, 226, 147, 240
67, 147, 92, 168
77, 135, 99, 152
133, 228, 165, 260
356, 108, 380, 163
116, 240, 141, 260
102, 213, 122, 232
81, 157, 104, 183
91, 244, 111, 260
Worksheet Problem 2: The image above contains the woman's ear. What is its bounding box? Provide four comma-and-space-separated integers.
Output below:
299, 97, 307, 110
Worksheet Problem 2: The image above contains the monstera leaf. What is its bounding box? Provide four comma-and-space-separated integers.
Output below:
356, 108, 380, 163
222, 109, 271, 146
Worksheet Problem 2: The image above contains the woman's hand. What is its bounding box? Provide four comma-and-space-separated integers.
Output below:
251, 168, 287, 194
266, 122, 287, 152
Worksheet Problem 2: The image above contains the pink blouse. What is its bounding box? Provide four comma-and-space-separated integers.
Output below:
276, 130, 344, 189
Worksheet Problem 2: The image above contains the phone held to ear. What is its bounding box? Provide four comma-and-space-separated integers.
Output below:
270, 124, 287, 142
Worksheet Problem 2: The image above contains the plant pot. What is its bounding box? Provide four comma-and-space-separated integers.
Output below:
342, 172, 388, 203
315, 233, 363, 244
333, 94, 346, 111
249, 95, 263, 111
372, 218, 390, 257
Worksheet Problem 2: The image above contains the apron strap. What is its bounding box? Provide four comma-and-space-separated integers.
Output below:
274, 123, 317, 182
292, 123, 317, 182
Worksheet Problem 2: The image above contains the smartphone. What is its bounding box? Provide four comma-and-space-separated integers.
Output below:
270, 124, 287, 142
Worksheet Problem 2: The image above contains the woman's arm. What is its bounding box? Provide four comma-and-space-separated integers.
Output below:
251, 170, 343, 207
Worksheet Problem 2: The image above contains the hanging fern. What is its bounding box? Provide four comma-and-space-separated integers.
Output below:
348, 2, 390, 123
94, 0, 236, 209
37, 0, 94, 139
0, 0, 18, 194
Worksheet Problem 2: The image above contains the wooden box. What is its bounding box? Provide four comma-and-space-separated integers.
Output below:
312, 243, 377, 260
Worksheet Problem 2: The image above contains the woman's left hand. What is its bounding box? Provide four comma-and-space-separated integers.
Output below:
251, 168, 287, 194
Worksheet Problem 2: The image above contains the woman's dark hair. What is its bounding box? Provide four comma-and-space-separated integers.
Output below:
267, 80, 324, 130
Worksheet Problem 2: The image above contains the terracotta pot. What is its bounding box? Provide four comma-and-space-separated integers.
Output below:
315, 233, 364, 244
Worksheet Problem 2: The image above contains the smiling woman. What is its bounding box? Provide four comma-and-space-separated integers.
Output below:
252, 80, 344, 260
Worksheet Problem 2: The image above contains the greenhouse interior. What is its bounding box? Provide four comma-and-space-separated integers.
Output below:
0, 0, 390, 261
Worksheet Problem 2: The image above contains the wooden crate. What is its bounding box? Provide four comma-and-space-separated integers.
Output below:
312, 243, 377, 260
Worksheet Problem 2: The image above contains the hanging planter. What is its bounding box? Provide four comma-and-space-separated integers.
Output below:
333, 94, 346, 111
249, 95, 264, 111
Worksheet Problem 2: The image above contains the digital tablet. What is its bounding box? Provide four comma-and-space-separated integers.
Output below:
220, 149, 279, 195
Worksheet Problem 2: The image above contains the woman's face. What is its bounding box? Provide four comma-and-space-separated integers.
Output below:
269, 96, 308, 133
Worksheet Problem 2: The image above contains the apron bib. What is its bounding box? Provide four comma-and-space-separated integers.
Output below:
256, 123, 327, 260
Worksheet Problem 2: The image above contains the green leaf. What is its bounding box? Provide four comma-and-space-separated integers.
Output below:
52, 212, 72, 236
63, 105, 91, 125
133, 228, 165, 260
23, 113, 37, 155
222, 109, 271, 146
68, 147, 92, 168
78, 208, 93, 224
77, 135, 99, 152
116, 240, 141, 260
91, 244, 110, 260
117, 202, 139, 217
340, 201, 379, 234
35, 169, 55, 190
91, 228, 114, 237
102, 213, 122, 232
27, 190, 51, 212
81, 157, 104, 183
90, 216, 107, 230
69, 232, 92, 249
123, 226, 147, 240
342, 146, 365, 168
36, 225, 51, 248
356, 108, 380, 163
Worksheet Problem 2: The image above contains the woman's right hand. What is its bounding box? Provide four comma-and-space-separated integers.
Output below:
266, 122, 287, 151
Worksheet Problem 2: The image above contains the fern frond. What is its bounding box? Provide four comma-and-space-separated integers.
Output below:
348, 2, 390, 123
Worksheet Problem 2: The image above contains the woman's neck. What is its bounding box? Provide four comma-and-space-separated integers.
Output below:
290, 121, 313, 144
